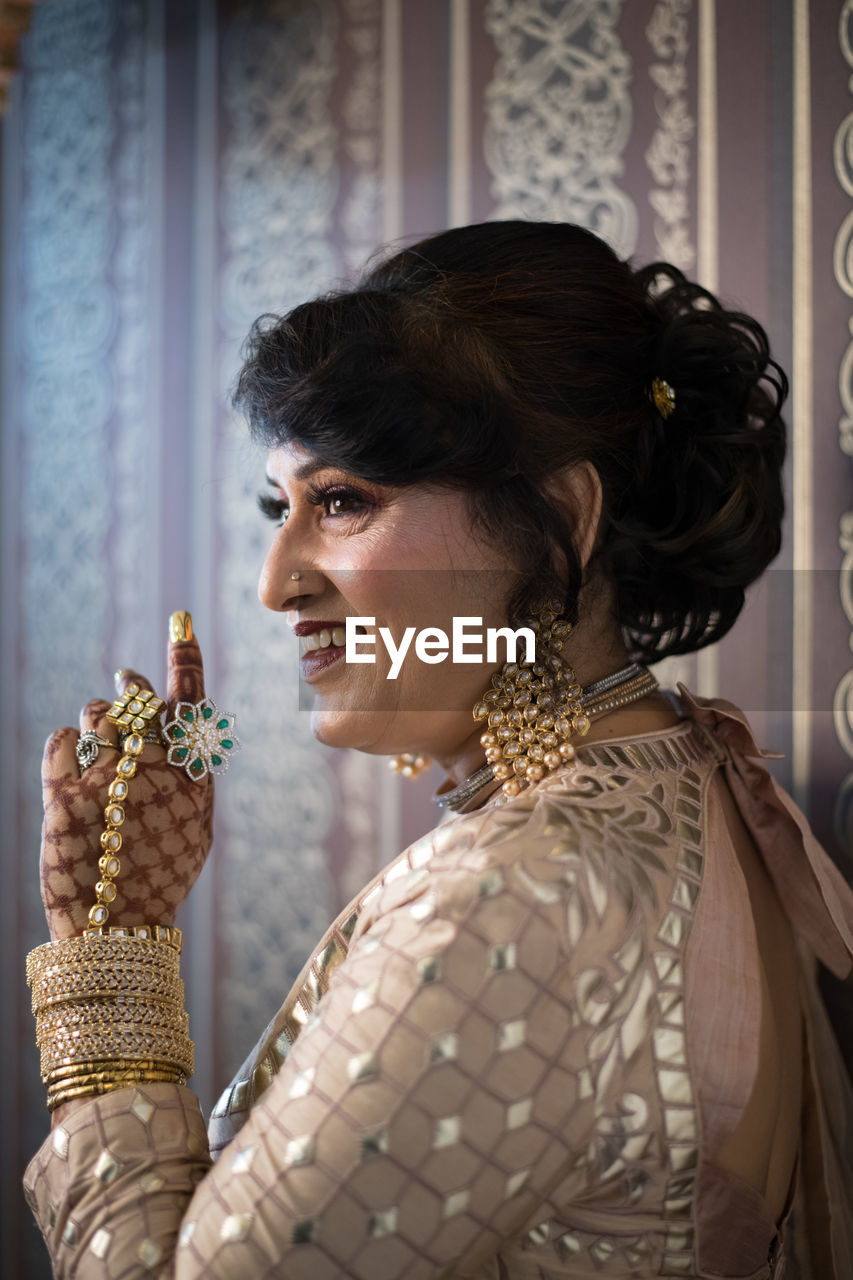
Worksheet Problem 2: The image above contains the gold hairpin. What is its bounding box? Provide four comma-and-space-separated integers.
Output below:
650, 377, 676, 419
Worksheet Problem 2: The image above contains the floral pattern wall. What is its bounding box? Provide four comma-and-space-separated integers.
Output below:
1, 1, 850, 1274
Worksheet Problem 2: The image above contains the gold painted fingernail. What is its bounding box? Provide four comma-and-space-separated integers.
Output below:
169, 611, 193, 644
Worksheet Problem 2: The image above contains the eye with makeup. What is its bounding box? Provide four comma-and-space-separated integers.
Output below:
257, 479, 374, 527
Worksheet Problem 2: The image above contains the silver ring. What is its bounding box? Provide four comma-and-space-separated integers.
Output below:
76, 731, 117, 774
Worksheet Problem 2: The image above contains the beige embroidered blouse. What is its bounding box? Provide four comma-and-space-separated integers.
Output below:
24, 688, 853, 1278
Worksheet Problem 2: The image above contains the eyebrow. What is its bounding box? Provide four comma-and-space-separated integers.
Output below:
265, 458, 334, 489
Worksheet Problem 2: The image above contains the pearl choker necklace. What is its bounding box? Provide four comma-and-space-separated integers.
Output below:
433, 662, 659, 812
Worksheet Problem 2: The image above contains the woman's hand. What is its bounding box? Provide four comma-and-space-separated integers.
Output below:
39, 621, 215, 940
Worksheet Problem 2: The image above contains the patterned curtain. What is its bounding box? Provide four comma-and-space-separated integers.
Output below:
2, 2, 850, 1274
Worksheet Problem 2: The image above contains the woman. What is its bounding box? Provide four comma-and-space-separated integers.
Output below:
24, 221, 853, 1278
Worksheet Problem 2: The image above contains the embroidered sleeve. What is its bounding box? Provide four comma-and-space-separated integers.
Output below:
24, 787, 668, 1279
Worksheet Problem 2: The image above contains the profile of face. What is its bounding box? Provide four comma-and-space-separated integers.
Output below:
258, 443, 527, 766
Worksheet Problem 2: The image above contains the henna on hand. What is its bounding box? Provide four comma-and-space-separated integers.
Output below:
168, 639, 206, 705
39, 631, 215, 940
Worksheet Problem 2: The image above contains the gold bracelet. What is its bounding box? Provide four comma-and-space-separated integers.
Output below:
47, 1073, 186, 1112
37, 995, 189, 1029
37, 984, 179, 1011
28, 932, 182, 1013
45, 1053, 190, 1081
48, 1067, 184, 1097
50, 1065, 184, 1086
37, 1020, 191, 1061
37, 1025, 193, 1081
40, 1048, 192, 1080
37, 1004, 190, 1047
32, 967, 184, 1017
28, 935, 194, 1084
28, 928, 182, 975
46, 1056, 182, 1083
48, 1063, 186, 1088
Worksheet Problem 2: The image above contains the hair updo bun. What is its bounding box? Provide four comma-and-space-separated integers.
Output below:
235, 220, 787, 662
602, 261, 787, 657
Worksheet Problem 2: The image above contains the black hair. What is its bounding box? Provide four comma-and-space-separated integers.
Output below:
234, 220, 787, 661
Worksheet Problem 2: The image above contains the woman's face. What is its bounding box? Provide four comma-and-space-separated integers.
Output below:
258, 443, 523, 760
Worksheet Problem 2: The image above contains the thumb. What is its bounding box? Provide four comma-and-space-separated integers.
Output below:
167, 610, 206, 706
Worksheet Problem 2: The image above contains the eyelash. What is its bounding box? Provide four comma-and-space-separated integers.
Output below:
257, 482, 372, 526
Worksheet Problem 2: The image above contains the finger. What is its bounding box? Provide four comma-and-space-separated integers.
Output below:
167, 611, 206, 706
114, 667, 160, 698
42, 727, 80, 787
78, 698, 117, 738
75, 700, 122, 775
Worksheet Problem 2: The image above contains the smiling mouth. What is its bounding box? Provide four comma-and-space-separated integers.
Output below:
299, 623, 371, 664
300, 627, 347, 654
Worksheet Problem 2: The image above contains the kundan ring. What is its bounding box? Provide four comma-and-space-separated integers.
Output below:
163, 699, 241, 781
106, 684, 166, 734
76, 732, 118, 775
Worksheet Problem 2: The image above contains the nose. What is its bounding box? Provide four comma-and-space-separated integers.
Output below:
258, 530, 309, 613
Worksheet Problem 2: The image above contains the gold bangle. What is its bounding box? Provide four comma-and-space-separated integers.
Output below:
47, 1075, 185, 1098
37, 1027, 191, 1063
32, 967, 184, 1016
27, 925, 193, 1109
37, 999, 190, 1034
28, 932, 183, 1014
28, 931, 182, 981
38, 1029, 193, 1081
27, 925, 183, 973
46, 1057, 180, 1083
47, 1072, 186, 1112
36, 1002, 189, 1039
48, 1068, 184, 1098
45, 1052, 190, 1080
36, 1016, 189, 1055
41, 1039, 192, 1072
49, 1064, 185, 1089
37, 985, 179, 1011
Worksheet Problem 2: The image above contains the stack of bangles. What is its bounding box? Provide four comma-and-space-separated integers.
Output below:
25, 676, 235, 1112
27, 926, 191, 1110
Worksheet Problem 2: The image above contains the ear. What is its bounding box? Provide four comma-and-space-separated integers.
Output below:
545, 461, 603, 572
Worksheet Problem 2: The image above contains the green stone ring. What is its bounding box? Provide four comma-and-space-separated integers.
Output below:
162, 698, 241, 781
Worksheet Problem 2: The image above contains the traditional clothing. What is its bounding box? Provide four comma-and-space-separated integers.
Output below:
25, 689, 853, 1278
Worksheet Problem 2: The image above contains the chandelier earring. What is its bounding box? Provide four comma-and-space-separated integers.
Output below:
390, 602, 658, 804
475, 598, 585, 800
388, 599, 576, 793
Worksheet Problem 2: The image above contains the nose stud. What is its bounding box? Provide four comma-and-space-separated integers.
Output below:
291, 572, 302, 581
